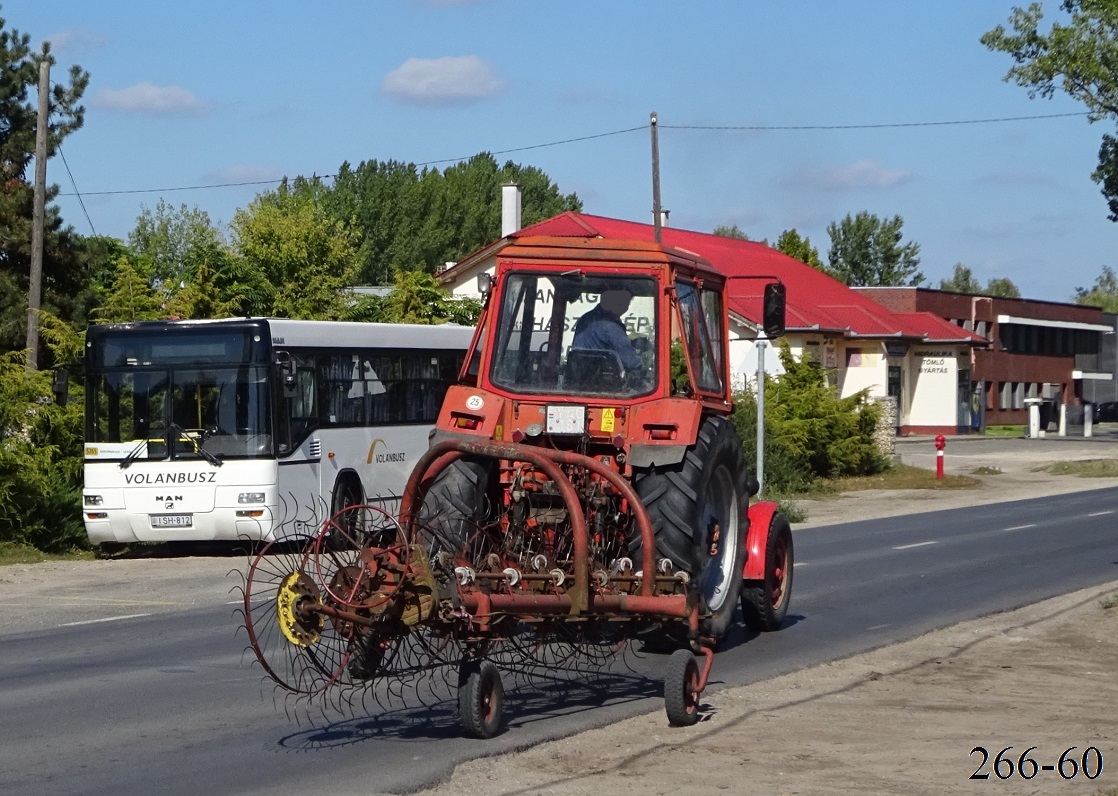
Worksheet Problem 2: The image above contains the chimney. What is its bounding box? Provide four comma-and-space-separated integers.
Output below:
501, 183, 522, 237
660, 209, 670, 228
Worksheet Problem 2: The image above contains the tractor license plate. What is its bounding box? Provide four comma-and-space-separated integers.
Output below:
546, 404, 586, 435
151, 514, 193, 528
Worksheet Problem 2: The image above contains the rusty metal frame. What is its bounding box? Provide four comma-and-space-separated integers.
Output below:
399, 438, 693, 621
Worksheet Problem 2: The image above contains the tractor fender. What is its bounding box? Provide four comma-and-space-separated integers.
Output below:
742, 500, 781, 580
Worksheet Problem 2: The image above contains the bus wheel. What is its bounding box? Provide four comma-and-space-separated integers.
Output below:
328, 475, 365, 546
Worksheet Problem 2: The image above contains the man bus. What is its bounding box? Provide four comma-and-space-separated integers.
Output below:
81, 317, 474, 548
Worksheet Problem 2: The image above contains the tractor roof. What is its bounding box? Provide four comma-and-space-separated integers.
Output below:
496, 235, 724, 282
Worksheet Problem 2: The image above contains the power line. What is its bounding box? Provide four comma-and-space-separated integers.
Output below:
60, 125, 647, 197
57, 143, 96, 235
56, 111, 1089, 199
661, 111, 1090, 131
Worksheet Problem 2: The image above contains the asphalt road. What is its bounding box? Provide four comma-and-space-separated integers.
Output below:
1, 486, 1116, 795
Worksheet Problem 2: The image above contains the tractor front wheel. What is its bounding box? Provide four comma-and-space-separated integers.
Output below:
740, 512, 794, 632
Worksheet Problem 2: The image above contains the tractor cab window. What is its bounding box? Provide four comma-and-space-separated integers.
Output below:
490, 272, 658, 397
676, 280, 724, 394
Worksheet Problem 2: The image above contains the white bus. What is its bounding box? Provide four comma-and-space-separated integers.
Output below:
81, 318, 475, 547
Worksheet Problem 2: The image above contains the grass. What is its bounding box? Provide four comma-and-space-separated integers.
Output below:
816, 462, 981, 493
984, 424, 1026, 438
1032, 459, 1118, 478
0, 541, 95, 566
1100, 592, 1118, 610
971, 465, 1003, 475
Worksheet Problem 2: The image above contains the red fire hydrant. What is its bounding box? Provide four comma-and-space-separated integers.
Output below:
934, 434, 946, 480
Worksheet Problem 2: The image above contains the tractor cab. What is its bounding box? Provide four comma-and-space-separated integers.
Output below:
439, 236, 778, 467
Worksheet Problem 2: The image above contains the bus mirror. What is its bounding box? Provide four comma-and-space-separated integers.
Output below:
52, 367, 69, 406
274, 352, 297, 396
762, 282, 786, 339
476, 273, 493, 296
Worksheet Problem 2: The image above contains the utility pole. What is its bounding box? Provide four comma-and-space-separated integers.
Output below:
27, 57, 49, 371
755, 336, 767, 497
650, 111, 662, 244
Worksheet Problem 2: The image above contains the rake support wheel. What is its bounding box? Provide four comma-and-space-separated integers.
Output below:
458, 659, 505, 739
664, 648, 701, 726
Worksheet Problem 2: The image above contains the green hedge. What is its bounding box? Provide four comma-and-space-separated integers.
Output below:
0, 352, 86, 552
731, 343, 888, 495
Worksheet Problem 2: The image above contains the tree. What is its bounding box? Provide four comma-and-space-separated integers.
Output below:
93, 256, 165, 323
826, 212, 924, 286
939, 263, 1021, 297
0, 21, 89, 357
939, 263, 982, 293
0, 347, 85, 552
326, 153, 581, 284
128, 201, 226, 297
775, 228, 825, 271
381, 269, 482, 325
985, 277, 1022, 298
982, 2, 1118, 220
1074, 264, 1118, 310
231, 183, 360, 319
713, 224, 750, 241
731, 343, 887, 495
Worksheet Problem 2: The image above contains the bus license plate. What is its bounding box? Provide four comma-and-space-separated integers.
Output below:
151, 514, 193, 528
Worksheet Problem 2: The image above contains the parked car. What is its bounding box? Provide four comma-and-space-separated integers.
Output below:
1096, 401, 1118, 423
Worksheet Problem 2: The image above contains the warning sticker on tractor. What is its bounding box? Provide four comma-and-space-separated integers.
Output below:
601, 408, 616, 433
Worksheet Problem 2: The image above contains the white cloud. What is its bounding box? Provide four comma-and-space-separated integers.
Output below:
381, 55, 505, 104
784, 159, 913, 192
94, 83, 212, 115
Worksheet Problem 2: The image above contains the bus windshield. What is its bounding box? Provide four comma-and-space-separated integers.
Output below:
87, 365, 272, 461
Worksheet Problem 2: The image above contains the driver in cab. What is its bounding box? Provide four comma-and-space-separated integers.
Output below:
571, 288, 643, 374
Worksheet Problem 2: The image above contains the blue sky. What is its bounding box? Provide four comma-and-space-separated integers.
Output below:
13, 0, 1116, 301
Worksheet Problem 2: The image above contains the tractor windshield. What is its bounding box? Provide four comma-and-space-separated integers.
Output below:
489, 272, 658, 397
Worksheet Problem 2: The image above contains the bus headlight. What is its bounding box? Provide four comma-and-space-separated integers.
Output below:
84, 495, 104, 506
238, 492, 266, 504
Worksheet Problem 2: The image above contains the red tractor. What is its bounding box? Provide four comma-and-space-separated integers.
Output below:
243, 235, 793, 737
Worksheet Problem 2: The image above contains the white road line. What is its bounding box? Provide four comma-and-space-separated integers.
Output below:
866, 624, 890, 631
1087, 510, 1115, 517
892, 540, 937, 551
61, 613, 152, 627
793, 561, 808, 568
1003, 523, 1038, 531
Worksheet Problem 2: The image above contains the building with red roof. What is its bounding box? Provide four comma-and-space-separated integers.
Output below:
438, 207, 987, 435
857, 286, 1113, 428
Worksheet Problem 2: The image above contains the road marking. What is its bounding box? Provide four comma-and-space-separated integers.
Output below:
61, 613, 152, 627
892, 540, 937, 551
1087, 510, 1114, 517
866, 624, 890, 631
793, 561, 808, 568
1002, 523, 1037, 531
34, 596, 179, 606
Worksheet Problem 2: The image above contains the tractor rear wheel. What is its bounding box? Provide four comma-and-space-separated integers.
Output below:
634, 415, 748, 641
417, 456, 490, 554
740, 512, 793, 632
